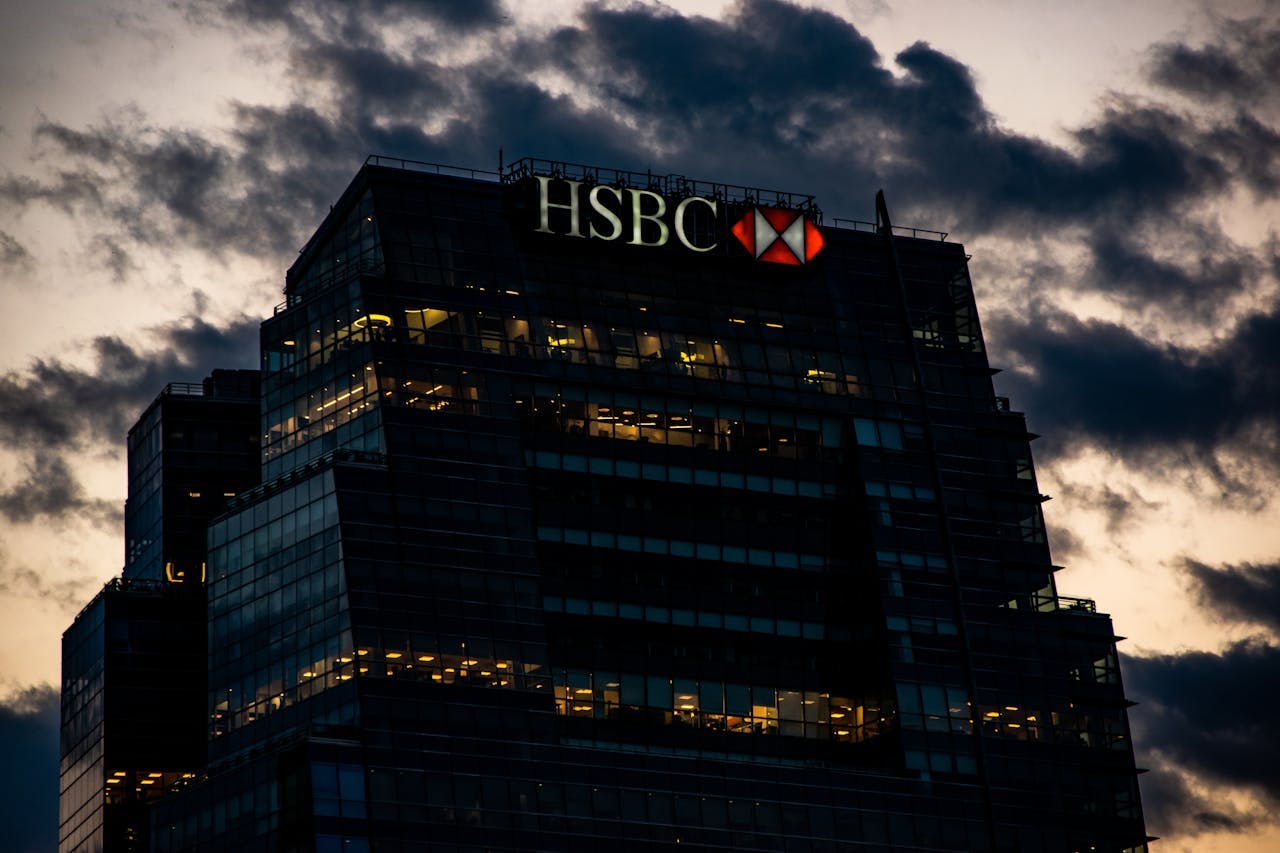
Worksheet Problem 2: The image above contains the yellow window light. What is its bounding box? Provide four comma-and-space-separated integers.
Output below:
352, 314, 393, 330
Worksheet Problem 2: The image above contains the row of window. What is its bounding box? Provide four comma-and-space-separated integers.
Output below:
524, 449, 836, 498
265, 300, 929, 407
212, 649, 550, 736
208, 640, 901, 750
262, 364, 380, 458
515, 390, 843, 462
542, 595, 826, 640
103, 769, 195, 805
551, 668, 891, 745
977, 704, 1129, 750
536, 526, 826, 571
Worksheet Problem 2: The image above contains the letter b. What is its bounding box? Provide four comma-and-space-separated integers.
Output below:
628, 189, 669, 247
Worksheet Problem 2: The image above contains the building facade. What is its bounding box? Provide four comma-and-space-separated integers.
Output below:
60, 375, 261, 853
64, 156, 1149, 852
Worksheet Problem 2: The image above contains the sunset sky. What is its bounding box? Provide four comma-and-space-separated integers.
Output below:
1, 1, 1278, 850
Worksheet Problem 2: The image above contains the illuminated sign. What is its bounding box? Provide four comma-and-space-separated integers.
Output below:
530, 175, 823, 265
534, 176, 718, 252
730, 206, 825, 266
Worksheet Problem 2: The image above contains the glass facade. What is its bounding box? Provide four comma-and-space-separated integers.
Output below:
125, 371, 261, 582
60, 374, 261, 853
68, 158, 1148, 851
59, 582, 206, 853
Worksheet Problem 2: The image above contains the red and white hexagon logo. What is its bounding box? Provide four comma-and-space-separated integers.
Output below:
730, 206, 825, 265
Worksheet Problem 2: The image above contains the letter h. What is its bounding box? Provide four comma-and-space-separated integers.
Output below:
535, 176, 584, 238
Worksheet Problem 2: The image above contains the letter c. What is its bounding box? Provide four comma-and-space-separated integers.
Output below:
674, 196, 718, 252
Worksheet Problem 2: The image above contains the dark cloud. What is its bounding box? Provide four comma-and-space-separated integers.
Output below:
0, 452, 119, 530
0, 306, 258, 454
87, 233, 137, 284
1136, 756, 1264, 838
0, 304, 257, 531
0, 551, 99, 613
210, 0, 505, 33
1083, 221, 1275, 318
1149, 17, 1280, 110
1184, 558, 1280, 631
0, 230, 34, 272
1045, 522, 1084, 565
1052, 481, 1161, 535
0, 685, 59, 853
35, 0, 1253, 258
1126, 641, 1280, 835
6, 0, 1274, 473
992, 300, 1280, 471
517, 2, 1278, 232
0, 168, 103, 212
22, 116, 340, 260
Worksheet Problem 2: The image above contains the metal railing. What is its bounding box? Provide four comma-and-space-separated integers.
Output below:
830, 217, 948, 241
502, 156, 822, 217
364, 155, 500, 182
1056, 595, 1098, 614
161, 382, 207, 398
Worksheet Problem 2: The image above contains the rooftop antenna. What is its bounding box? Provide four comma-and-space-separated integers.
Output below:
498, 147, 504, 175
875, 189, 891, 234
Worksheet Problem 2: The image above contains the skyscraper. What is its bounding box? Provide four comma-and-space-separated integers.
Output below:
63, 156, 1149, 852
60, 374, 260, 852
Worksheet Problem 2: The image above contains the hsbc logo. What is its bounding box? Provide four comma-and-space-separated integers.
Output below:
527, 173, 824, 266
730, 207, 824, 265
532, 175, 718, 252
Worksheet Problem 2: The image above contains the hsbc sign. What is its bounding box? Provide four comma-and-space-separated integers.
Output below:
529, 175, 824, 265
730, 207, 824, 266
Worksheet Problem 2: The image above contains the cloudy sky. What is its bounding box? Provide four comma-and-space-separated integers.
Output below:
1, 0, 1278, 849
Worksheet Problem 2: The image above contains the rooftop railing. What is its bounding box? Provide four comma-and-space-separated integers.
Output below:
1056, 595, 1098, 614
502, 156, 822, 216
830, 217, 948, 241
161, 382, 207, 398
364, 155, 500, 182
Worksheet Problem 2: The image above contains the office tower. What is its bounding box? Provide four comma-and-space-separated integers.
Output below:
124, 370, 262, 582
60, 375, 260, 852
67, 156, 1148, 852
